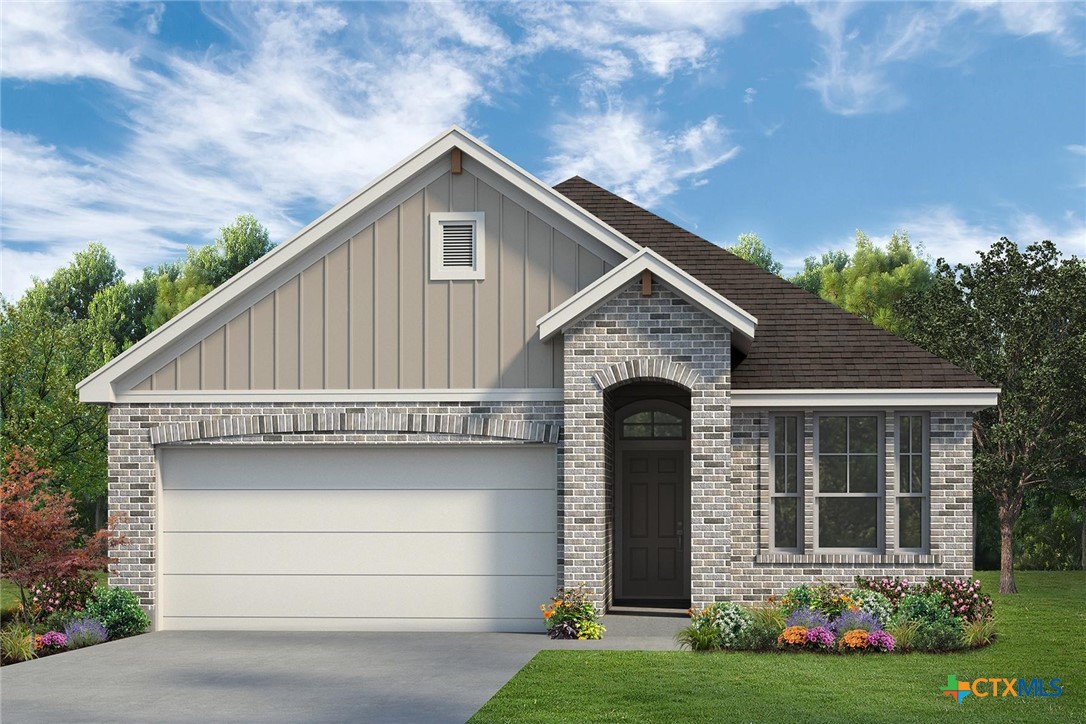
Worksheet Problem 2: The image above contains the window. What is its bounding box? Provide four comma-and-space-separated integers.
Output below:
898, 414, 928, 550
771, 415, 802, 550
621, 409, 685, 439
816, 415, 881, 550
429, 212, 485, 280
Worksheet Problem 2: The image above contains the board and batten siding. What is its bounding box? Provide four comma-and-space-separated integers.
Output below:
134, 170, 614, 392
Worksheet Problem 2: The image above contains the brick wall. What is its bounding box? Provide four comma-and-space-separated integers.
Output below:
562, 281, 732, 608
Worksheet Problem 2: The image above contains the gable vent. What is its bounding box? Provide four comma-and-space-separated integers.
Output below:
430, 212, 485, 280
441, 223, 476, 267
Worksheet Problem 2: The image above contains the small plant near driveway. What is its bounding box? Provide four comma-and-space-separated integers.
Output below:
541, 587, 605, 640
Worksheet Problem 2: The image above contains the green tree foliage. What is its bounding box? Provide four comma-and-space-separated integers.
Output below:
816, 231, 932, 333
1, 215, 273, 531
789, 249, 849, 295
899, 239, 1086, 593
726, 233, 783, 275
148, 214, 272, 329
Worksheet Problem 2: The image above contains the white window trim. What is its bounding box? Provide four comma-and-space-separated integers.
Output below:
429, 212, 485, 280
896, 413, 930, 553
813, 412, 885, 553
769, 413, 803, 553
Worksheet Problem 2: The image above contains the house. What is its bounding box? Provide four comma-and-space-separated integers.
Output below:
79, 127, 998, 632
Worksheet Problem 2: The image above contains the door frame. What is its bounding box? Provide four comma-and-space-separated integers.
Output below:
612, 399, 691, 606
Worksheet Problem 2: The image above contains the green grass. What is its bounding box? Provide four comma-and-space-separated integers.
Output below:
471, 571, 1086, 723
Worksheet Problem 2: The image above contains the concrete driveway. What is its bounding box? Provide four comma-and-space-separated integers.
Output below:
0, 617, 684, 723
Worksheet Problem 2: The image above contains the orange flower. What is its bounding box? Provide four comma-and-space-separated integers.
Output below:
543, 610, 553, 619
840, 630, 869, 649
778, 626, 808, 646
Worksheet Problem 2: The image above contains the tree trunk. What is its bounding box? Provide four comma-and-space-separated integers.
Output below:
998, 517, 1017, 593
95, 494, 107, 531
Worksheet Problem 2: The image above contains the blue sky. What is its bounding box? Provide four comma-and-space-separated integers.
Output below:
2, 1, 1084, 298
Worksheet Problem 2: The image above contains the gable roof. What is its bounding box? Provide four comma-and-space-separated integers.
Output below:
78, 127, 642, 403
553, 176, 991, 391
538, 247, 758, 347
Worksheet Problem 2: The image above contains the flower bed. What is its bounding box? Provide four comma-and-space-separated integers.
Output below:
676, 576, 997, 654
541, 587, 605, 640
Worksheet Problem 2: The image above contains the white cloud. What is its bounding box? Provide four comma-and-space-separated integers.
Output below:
878, 206, 1086, 266
0, 2, 143, 89
964, 0, 1085, 54
1, 3, 515, 298
544, 111, 739, 206
744, 87, 757, 105
1067, 144, 1086, 156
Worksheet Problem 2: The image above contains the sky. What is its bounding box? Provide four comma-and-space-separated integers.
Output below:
2, 1, 1084, 299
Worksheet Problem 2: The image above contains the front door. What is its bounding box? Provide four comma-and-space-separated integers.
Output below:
618, 448, 688, 603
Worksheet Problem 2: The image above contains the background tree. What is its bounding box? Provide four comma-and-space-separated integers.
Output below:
1, 215, 274, 532
148, 214, 273, 329
790, 249, 849, 295
899, 239, 1086, 593
726, 233, 783, 275
817, 231, 932, 333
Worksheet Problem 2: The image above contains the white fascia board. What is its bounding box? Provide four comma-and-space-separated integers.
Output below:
78, 126, 642, 404
111, 388, 565, 404
537, 247, 758, 342
731, 388, 1001, 410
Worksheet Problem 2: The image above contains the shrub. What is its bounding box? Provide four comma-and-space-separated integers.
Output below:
914, 619, 965, 652
63, 618, 109, 648
830, 609, 881, 635
921, 577, 994, 622
0, 624, 37, 663
28, 576, 97, 619
894, 592, 955, 627
804, 626, 836, 650
738, 621, 783, 651
853, 575, 911, 606
33, 631, 67, 653
687, 602, 752, 649
786, 607, 829, 630
84, 586, 149, 639
779, 585, 814, 613
540, 587, 603, 640
747, 602, 786, 631
811, 583, 854, 617
37, 609, 81, 635
847, 589, 893, 624
885, 620, 920, 652
676, 624, 722, 652
963, 618, 998, 648
866, 630, 896, 652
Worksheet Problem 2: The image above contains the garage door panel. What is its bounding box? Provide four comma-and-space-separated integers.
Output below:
162, 489, 556, 533
160, 446, 554, 490
162, 574, 555, 620
161, 532, 556, 575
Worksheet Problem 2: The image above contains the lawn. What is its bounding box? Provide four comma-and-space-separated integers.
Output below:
471, 571, 1086, 723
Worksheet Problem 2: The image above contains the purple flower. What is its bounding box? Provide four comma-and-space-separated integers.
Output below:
867, 630, 896, 651
805, 626, 836, 648
787, 607, 830, 629
831, 609, 882, 635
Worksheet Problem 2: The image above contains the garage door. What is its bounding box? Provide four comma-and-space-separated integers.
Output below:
158, 446, 557, 631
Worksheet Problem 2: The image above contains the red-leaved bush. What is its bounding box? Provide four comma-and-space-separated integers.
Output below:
0, 449, 124, 624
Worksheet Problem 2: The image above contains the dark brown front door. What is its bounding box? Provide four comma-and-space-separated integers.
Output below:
618, 449, 688, 602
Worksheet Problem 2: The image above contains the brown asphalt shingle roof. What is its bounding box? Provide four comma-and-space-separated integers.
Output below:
553, 176, 989, 390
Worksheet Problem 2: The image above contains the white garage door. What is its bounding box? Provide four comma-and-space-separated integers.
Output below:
158, 446, 557, 631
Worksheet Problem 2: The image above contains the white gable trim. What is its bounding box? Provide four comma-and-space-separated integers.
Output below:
537, 247, 758, 345
78, 126, 643, 404
731, 388, 1000, 410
